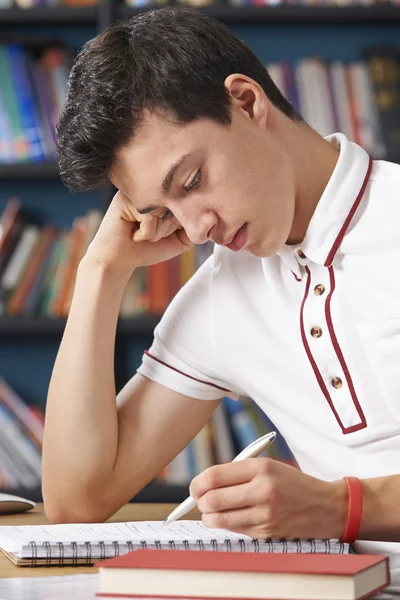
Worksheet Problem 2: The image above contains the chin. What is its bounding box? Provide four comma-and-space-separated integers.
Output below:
247, 238, 283, 258
246, 245, 274, 258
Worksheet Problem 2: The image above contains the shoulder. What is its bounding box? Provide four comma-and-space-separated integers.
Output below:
367, 158, 400, 215
163, 244, 264, 317
370, 158, 400, 186
344, 158, 400, 253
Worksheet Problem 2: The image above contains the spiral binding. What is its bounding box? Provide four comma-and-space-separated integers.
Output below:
24, 537, 344, 567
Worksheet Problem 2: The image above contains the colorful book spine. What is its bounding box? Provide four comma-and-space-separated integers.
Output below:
363, 45, 400, 160
30, 57, 57, 158
0, 377, 44, 450
0, 45, 29, 162
0, 90, 13, 163
6, 44, 46, 163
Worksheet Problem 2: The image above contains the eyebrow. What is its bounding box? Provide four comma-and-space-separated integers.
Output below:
136, 152, 193, 215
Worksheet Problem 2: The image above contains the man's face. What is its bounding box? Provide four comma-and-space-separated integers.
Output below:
111, 106, 296, 258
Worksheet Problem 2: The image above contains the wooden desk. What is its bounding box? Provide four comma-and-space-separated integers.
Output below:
0, 503, 201, 579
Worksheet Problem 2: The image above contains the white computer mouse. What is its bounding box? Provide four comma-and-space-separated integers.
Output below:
0, 493, 36, 515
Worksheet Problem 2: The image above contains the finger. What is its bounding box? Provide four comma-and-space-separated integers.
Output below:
190, 459, 260, 500
133, 215, 157, 241
197, 482, 253, 515
151, 216, 180, 243
176, 227, 193, 248
202, 506, 259, 532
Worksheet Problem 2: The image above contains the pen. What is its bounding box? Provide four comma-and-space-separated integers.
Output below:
162, 430, 277, 526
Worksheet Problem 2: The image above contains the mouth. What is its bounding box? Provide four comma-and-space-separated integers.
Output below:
224, 223, 248, 252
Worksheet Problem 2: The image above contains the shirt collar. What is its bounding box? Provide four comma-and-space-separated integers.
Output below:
277, 133, 372, 272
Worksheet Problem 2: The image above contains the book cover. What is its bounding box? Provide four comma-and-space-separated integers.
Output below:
97, 550, 390, 600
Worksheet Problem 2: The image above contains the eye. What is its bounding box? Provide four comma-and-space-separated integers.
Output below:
184, 168, 202, 192
161, 209, 173, 223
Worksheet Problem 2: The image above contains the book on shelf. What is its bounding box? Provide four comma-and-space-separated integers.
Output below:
0, 0, 98, 9
123, 0, 400, 7
0, 41, 71, 165
0, 377, 44, 490
363, 45, 400, 161
1, 0, 400, 7
266, 47, 400, 162
96, 549, 389, 600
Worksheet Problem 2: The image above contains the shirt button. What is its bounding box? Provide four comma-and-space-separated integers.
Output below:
310, 326, 323, 338
297, 249, 306, 259
314, 284, 326, 296
332, 377, 343, 389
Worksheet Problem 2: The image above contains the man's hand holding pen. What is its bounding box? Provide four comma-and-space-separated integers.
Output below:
189, 458, 349, 541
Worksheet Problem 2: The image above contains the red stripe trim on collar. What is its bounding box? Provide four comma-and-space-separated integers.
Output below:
143, 350, 233, 394
324, 155, 373, 267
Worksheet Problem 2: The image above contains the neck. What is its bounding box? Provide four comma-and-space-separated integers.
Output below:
284, 122, 340, 245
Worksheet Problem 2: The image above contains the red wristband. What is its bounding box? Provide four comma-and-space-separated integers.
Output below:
340, 476, 363, 544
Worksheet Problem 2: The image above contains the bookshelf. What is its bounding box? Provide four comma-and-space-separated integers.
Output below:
1, 0, 400, 503
119, 4, 400, 25
0, 315, 161, 337
1, 481, 189, 504
0, 163, 60, 180
0, 6, 97, 24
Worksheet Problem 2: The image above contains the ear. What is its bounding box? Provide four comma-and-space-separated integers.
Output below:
224, 74, 268, 126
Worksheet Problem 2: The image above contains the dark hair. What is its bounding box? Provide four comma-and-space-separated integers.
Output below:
57, 6, 303, 192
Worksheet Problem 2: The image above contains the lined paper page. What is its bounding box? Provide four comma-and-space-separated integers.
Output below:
0, 520, 252, 553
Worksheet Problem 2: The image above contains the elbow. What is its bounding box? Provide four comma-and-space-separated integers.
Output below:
44, 497, 108, 525
44, 504, 78, 525
42, 483, 111, 524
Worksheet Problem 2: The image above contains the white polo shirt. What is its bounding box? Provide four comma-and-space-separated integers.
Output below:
137, 132, 400, 591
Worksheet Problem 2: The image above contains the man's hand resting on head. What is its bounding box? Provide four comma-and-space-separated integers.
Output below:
189, 458, 348, 541
85, 189, 192, 274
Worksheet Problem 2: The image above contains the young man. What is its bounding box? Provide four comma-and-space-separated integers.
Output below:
43, 6, 400, 591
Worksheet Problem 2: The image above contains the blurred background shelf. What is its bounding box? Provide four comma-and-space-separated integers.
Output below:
0, 316, 161, 336
0, 6, 97, 24
0, 163, 60, 181
119, 4, 400, 25
2, 481, 189, 504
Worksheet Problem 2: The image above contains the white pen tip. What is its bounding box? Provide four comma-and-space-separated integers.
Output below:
162, 519, 168, 526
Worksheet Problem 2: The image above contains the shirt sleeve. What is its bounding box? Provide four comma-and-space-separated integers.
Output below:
136, 252, 240, 401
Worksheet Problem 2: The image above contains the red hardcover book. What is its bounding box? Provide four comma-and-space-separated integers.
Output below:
0, 198, 22, 276
97, 549, 390, 600
8, 225, 56, 316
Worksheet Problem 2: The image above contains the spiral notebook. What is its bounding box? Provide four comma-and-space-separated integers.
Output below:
0, 520, 349, 567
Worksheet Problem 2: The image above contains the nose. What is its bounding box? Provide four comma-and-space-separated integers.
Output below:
176, 208, 217, 245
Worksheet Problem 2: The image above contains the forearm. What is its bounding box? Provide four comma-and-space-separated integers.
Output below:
328, 474, 400, 542
357, 475, 400, 541
42, 256, 131, 519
